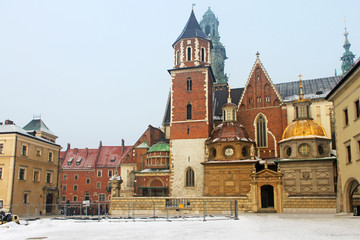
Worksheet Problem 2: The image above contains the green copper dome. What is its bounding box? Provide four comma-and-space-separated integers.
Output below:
148, 142, 170, 153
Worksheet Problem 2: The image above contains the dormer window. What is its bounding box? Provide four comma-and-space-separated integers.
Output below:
76, 157, 82, 165
110, 156, 116, 162
67, 157, 74, 165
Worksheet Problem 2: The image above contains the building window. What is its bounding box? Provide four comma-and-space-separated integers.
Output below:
74, 174, 78, 180
36, 149, 41, 156
24, 193, 29, 204
355, 100, 360, 119
286, 147, 292, 157
62, 185, 67, 191
186, 77, 192, 91
108, 170, 113, 177
48, 152, 53, 162
129, 171, 135, 187
19, 167, 26, 180
299, 144, 311, 156
347, 145, 352, 163
86, 178, 90, 184
176, 50, 180, 65
33, 170, 40, 182
187, 47, 191, 61
0, 200, 3, 208
344, 108, 349, 126
97, 170, 102, 177
63, 174, 68, 180
256, 115, 267, 147
97, 182, 101, 189
318, 145, 324, 155
186, 104, 192, 120
74, 185, 78, 191
46, 172, 53, 184
185, 168, 194, 187
73, 196, 78, 202
62, 196, 66, 202
201, 47, 205, 62
84, 192, 90, 201
242, 147, 248, 157
67, 157, 74, 165
0, 167, 2, 179
99, 194, 106, 202
0, 143, 3, 154
22, 145, 28, 156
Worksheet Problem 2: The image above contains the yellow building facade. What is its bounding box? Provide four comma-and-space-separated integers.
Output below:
327, 59, 360, 213
0, 119, 61, 215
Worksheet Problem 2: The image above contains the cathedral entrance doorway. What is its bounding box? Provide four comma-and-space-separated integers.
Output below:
261, 185, 274, 208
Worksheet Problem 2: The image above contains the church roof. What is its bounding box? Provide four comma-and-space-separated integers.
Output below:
148, 142, 170, 153
173, 10, 210, 46
280, 119, 329, 143
206, 121, 254, 144
162, 76, 340, 125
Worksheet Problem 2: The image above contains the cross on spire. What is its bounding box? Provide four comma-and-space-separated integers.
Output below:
298, 74, 304, 100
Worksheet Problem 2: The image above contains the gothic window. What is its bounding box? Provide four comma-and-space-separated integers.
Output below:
185, 168, 194, 187
201, 48, 205, 62
256, 115, 267, 148
187, 47, 192, 61
187, 104, 192, 120
186, 77, 192, 91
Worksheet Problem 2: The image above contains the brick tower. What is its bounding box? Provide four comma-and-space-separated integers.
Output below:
169, 9, 214, 197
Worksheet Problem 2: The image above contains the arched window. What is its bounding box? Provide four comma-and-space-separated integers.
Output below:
176, 50, 180, 65
186, 77, 192, 91
256, 115, 267, 147
187, 47, 192, 61
129, 171, 135, 187
185, 168, 194, 187
205, 25, 210, 35
187, 104, 192, 120
201, 48, 205, 62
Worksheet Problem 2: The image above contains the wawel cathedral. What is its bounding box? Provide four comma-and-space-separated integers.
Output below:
61, 8, 356, 213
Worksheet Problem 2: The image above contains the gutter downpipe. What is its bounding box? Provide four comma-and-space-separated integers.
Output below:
10, 135, 18, 213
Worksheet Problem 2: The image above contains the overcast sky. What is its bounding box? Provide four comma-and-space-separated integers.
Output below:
1, 0, 359, 149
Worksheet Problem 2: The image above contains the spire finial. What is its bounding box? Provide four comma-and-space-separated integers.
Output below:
298, 74, 304, 100
256, 51, 260, 58
192, 3, 196, 10
227, 85, 232, 103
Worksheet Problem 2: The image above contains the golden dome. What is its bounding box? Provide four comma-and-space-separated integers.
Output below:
282, 119, 328, 140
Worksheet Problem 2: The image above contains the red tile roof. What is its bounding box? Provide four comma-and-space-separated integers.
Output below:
61, 148, 99, 170
96, 146, 132, 168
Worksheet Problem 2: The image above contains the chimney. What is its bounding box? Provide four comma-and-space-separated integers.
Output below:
67, 143, 71, 151
74, 148, 78, 154
121, 139, 125, 155
85, 147, 89, 158
5, 120, 14, 125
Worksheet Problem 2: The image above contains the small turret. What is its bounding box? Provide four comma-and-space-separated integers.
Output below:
341, 26, 355, 74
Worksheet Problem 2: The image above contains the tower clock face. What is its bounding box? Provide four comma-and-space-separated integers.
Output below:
224, 147, 234, 157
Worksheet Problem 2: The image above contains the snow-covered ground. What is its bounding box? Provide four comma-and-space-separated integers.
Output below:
1, 214, 360, 240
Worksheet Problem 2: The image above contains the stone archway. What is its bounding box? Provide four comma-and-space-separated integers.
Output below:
344, 178, 360, 213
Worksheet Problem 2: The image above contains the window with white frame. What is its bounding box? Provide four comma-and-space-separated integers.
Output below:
97, 170, 102, 177
46, 171, 53, 184
36, 148, 42, 156
256, 115, 267, 148
73, 195, 78, 202
63, 174, 68, 180
74, 185, 78, 191
108, 170, 113, 177
33, 169, 40, 182
19, 167, 27, 180
97, 182, 101, 189
99, 194, 106, 202
86, 178, 90, 184
62, 184, 67, 191
22, 145, 28, 156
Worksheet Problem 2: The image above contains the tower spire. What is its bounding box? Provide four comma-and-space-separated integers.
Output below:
298, 74, 304, 100
341, 21, 355, 74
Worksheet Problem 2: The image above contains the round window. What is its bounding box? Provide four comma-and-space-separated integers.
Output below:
224, 147, 234, 157
242, 147, 248, 157
212, 148, 217, 158
298, 144, 311, 156
286, 147, 292, 157
318, 145, 324, 155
